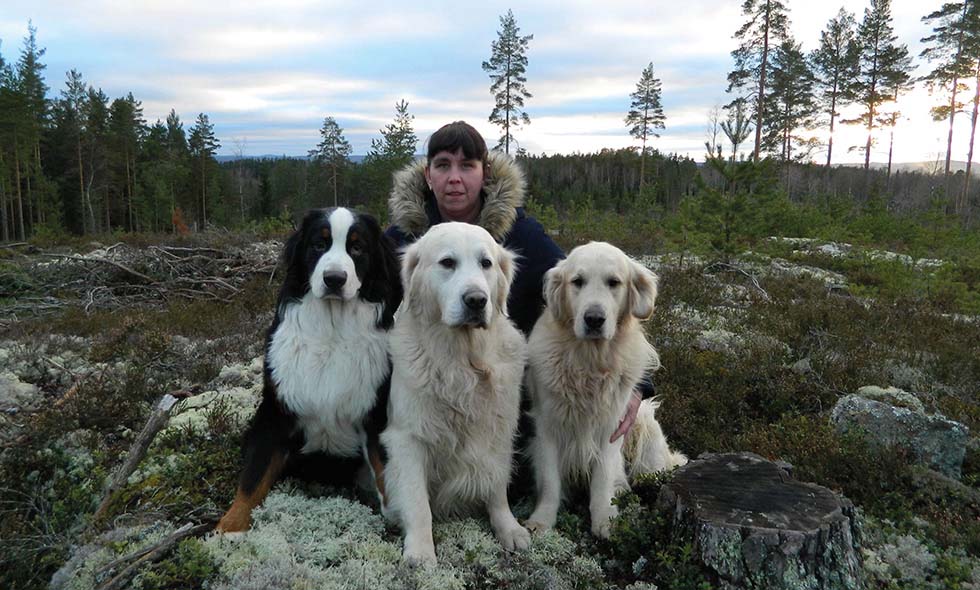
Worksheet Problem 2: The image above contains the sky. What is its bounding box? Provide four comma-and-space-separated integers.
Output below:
0, 0, 959, 165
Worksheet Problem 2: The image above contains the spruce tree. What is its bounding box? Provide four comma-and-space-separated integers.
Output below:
810, 8, 859, 167
188, 112, 220, 228
367, 100, 416, 164
624, 62, 666, 197
15, 20, 50, 233
847, 0, 912, 171
727, 0, 791, 161
309, 116, 352, 207
482, 9, 533, 155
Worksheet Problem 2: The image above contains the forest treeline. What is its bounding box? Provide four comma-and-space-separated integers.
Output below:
3, 0, 980, 242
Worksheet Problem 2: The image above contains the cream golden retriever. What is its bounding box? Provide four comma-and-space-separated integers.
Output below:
525, 242, 687, 538
381, 222, 530, 565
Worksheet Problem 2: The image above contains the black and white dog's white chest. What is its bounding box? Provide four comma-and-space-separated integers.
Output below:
268, 294, 390, 456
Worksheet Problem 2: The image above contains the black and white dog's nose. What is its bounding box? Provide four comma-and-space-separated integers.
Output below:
463, 290, 488, 311
584, 309, 605, 330
323, 271, 347, 291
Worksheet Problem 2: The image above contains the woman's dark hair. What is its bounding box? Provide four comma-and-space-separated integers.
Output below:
426, 121, 488, 164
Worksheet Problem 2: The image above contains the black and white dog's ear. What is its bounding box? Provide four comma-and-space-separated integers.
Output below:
543, 261, 570, 323
377, 232, 403, 330
628, 259, 658, 320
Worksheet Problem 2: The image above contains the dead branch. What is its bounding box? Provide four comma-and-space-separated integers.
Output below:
704, 261, 771, 301
38, 253, 155, 284
92, 394, 179, 521
94, 521, 214, 590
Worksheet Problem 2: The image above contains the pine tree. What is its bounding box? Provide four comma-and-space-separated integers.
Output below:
624, 62, 666, 197
847, 0, 913, 171
810, 8, 859, 167
721, 98, 754, 163
727, 0, 791, 161
482, 9, 533, 155
309, 116, 352, 207
108, 93, 145, 230
188, 112, 220, 228
164, 109, 191, 229
15, 20, 50, 233
921, 2, 974, 180
0, 40, 15, 240
83, 87, 110, 233
763, 38, 817, 163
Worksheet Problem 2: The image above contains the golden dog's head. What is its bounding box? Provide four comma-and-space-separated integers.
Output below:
401, 222, 516, 329
544, 242, 657, 340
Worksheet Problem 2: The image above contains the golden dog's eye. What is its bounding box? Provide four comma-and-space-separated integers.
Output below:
480, 258, 492, 269
571, 276, 585, 288
607, 278, 621, 288
439, 257, 456, 270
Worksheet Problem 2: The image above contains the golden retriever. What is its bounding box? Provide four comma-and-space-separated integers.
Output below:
525, 241, 687, 538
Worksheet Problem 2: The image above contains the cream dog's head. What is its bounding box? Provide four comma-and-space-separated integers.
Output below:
401, 222, 516, 329
544, 242, 658, 340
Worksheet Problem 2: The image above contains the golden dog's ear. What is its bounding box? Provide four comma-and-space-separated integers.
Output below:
543, 261, 570, 323
494, 243, 517, 316
628, 259, 658, 320
400, 242, 423, 314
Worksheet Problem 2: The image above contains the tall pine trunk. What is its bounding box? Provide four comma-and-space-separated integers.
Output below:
826, 90, 838, 167
962, 60, 980, 216
754, 1, 771, 162
77, 135, 87, 234
14, 140, 25, 240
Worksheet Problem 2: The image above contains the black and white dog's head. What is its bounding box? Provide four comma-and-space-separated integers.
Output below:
280, 207, 402, 328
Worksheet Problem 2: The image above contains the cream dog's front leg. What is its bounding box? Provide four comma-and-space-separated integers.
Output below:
386, 431, 437, 565
526, 427, 562, 532
590, 439, 628, 539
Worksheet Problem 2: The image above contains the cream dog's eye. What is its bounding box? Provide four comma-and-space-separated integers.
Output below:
571, 277, 585, 288
607, 278, 621, 288
480, 258, 492, 269
439, 257, 456, 270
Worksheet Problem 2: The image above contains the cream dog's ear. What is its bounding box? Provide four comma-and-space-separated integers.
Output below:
494, 243, 517, 316
543, 261, 570, 323
628, 259, 658, 320
401, 242, 423, 315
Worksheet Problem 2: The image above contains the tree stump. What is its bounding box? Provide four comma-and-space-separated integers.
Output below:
656, 452, 861, 590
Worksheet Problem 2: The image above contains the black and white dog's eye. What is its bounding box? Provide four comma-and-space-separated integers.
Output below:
480, 258, 492, 269
350, 243, 363, 255
607, 278, 621, 288
313, 242, 327, 253
439, 257, 456, 270
571, 277, 585, 288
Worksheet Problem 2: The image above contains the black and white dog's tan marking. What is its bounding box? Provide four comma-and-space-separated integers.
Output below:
381, 222, 530, 565
217, 207, 402, 533
525, 242, 687, 539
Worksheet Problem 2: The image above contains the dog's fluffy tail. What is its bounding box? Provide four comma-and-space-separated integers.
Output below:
623, 399, 688, 479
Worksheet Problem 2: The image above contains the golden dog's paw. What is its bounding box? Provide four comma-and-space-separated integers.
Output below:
402, 544, 437, 567
497, 524, 532, 551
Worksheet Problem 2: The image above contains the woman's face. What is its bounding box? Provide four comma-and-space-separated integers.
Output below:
425, 148, 484, 223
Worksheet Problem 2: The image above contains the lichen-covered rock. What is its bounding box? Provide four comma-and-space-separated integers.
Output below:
657, 452, 862, 590
853, 385, 925, 413
830, 390, 969, 478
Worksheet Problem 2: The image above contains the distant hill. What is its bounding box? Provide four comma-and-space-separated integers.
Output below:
216, 154, 369, 164
836, 160, 980, 175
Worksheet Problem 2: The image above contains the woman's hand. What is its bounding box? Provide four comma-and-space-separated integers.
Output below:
610, 390, 642, 443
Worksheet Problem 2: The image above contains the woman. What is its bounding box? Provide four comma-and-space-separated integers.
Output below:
385, 121, 647, 439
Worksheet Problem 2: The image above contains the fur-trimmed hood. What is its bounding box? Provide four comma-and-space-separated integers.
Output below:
388, 151, 526, 242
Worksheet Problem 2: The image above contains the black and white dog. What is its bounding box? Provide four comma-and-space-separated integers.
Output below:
217, 207, 402, 532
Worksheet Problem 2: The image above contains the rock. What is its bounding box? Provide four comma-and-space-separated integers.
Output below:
830, 390, 969, 479
657, 452, 862, 590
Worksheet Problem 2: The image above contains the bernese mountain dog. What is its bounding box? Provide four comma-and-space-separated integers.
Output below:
217, 207, 402, 532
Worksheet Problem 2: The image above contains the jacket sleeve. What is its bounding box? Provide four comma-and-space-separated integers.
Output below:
504, 213, 565, 335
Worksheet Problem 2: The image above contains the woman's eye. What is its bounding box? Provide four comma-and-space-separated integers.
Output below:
480, 258, 492, 269
571, 277, 584, 288
607, 278, 621, 288
439, 257, 456, 269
